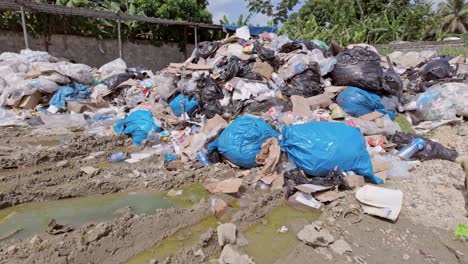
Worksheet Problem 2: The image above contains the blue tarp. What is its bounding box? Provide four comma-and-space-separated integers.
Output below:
224, 25, 278, 35
169, 94, 198, 117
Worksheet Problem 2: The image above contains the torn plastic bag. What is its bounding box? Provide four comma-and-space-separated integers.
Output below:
49, 82, 91, 110
154, 73, 176, 100
57, 63, 94, 85
404, 89, 457, 121
114, 110, 162, 146
208, 116, 279, 168
198, 76, 224, 118
421, 58, 451, 81
283, 68, 323, 98
280, 122, 382, 184
169, 94, 198, 117
284, 168, 350, 198
217, 57, 260, 82
253, 42, 279, 68
349, 115, 400, 136
103, 72, 136, 90
381, 96, 399, 112
196, 41, 219, 59
336, 87, 396, 119
391, 132, 458, 161
331, 48, 387, 94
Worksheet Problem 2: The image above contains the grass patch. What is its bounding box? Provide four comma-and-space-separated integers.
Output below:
438, 46, 468, 57
394, 114, 415, 134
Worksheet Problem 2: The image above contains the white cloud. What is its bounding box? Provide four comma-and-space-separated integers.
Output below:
207, 0, 235, 10
250, 13, 271, 26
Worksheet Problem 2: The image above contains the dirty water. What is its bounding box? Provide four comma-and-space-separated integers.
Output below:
0, 184, 209, 241
241, 205, 320, 264
125, 216, 218, 264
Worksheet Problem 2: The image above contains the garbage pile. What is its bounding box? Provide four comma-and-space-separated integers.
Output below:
1, 26, 467, 221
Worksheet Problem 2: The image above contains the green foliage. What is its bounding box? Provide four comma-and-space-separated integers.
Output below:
279, 0, 449, 45
0, 0, 214, 45
245, 0, 299, 25
438, 0, 468, 33
219, 13, 254, 26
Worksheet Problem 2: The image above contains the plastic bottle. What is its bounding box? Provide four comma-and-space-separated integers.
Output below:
196, 150, 211, 166
396, 138, 427, 160
109, 152, 127, 163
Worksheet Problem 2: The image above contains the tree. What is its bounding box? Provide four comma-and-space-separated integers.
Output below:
219, 14, 254, 26
245, 0, 299, 25
438, 0, 468, 33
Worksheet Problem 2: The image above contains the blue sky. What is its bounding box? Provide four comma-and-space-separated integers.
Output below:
207, 0, 446, 26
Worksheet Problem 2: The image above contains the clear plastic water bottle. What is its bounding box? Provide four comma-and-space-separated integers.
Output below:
196, 150, 210, 166
397, 138, 426, 160
109, 152, 127, 163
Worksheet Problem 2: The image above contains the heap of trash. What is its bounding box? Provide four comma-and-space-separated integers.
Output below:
1, 26, 467, 221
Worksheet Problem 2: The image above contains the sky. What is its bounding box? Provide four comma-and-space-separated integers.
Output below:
207, 0, 447, 26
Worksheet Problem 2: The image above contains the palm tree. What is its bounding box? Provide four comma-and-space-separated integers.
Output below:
219, 13, 253, 26
438, 0, 468, 33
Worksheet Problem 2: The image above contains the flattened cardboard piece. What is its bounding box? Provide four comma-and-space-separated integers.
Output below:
355, 185, 403, 221
372, 159, 393, 173
295, 184, 333, 194
314, 190, 346, 203
359, 111, 383, 121
345, 175, 365, 188
18, 91, 42, 109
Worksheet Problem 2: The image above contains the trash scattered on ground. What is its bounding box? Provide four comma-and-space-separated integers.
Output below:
0, 31, 467, 264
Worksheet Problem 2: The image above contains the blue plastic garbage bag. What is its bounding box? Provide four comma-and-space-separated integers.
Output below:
336, 86, 395, 119
49, 82, 91, 109
208, 116, 279, 168
114, 110, 162, 146
169, 94, 198, 117
280, 122, 382, 184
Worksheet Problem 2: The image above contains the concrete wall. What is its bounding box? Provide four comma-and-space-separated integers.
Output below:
0, 31, 194, 70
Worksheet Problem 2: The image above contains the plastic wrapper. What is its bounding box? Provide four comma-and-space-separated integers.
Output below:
280, 122, 382, 184
208, 116, 279, 168
336, 86, 396, 119
114, 110, 162, 146
391, 132, 458, 161
283, 68, 322, 98
421, 58, 451, 81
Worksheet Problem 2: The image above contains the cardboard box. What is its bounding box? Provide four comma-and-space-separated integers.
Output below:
18, 91, 42, 109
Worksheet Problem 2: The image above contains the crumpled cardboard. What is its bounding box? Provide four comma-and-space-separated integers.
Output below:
355, 185, 403, 221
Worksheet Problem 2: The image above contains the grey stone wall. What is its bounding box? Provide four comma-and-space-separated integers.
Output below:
0, 31, 194, 70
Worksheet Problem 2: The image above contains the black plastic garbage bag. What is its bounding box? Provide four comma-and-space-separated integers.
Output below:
197, 76, 224, 118
391, 132, 458, 161
217, 57, 261, 82
103, 72, 135, 90
279, 42, 303, 53
253, 42, 280, 69
196, 41, 219, 59
383, 69, 403, 94
421, 58, 451, 81
283, 67, 322, 98
331, 47, 387, 94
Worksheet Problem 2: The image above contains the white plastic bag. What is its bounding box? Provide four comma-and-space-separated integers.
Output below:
350, 115, 401, 136
308, 49, 337, 76
98, 58, 127, 79
57, 63, 94, 84
154, 73, 175, 100
0, 107, 26, 127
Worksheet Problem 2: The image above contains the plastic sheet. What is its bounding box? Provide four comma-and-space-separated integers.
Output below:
280, 122, 382, 183
114, 110, 162, 146
336, 87, 396, 119
208, 116, 279, 168
391, 132, 458, 161
98, 58, 127, 79
196, 41, 219, 59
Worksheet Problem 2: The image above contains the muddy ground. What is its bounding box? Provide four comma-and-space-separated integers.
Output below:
0, 122, 467, 264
